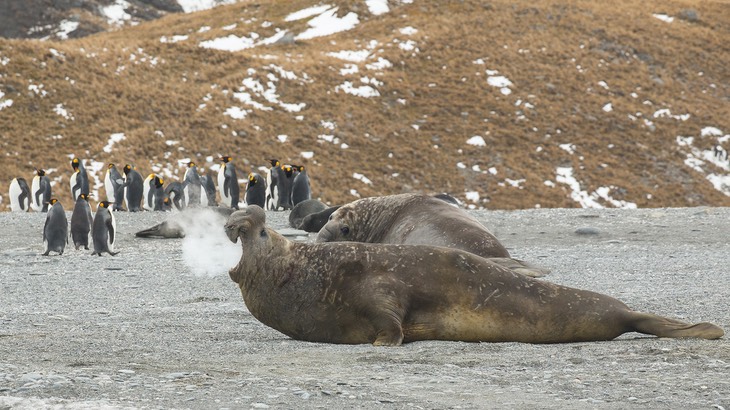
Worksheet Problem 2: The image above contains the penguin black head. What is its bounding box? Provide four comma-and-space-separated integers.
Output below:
282, 165, 293, 176
248, 173, 257, 184
48, 198, 59, 206
154, 176, 164, 188
107, 163, 115, 169
78, 193, 90, 201
188, 161, 196, 168
293, 165, 305, 172
123, 164, 132, 174
220, 156, 232, 163
98, 201, 112, 209
36, 169, 46, 176
268, 159, 280, 167
72, 158, 80, 170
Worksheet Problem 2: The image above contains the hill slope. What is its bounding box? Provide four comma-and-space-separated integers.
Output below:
1, 0, 729, 211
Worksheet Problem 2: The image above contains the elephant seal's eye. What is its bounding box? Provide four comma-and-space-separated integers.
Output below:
341, 226, 350, 235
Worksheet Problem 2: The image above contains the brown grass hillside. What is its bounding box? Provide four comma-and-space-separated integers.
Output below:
1, 0, 729, 211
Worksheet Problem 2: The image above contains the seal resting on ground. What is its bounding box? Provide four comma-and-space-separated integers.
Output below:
316, 193, 549, 277
225, 206, 724, 345
135, 207, 235, 238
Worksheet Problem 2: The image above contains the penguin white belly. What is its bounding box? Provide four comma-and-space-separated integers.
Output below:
9, 179, 24, 212
70, 171, 80, 200
142, 175, 154, 211
30, 176, 42, 211
218, 165, 230, 207
104, 171, 116, 203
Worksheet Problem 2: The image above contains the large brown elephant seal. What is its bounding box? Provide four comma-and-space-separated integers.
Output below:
225, 206, 723, 345
316, 193, 549, 277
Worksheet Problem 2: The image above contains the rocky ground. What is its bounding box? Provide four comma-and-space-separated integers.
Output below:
0, 206, 728, 409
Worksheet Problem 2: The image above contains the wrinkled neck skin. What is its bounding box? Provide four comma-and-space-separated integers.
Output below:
350, 196, 409, 243
231, 228, 286, 286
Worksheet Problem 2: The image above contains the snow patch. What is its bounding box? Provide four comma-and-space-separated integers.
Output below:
652, 13, 674, 23
366, 0, 390, 15
326, 49, 370, 62
466, 136, 486, 147
486, 71, 513, 95
335, 81, 380, 98
295, 7, 359, 41
353, 173, 372, 185
556, 167, 637, 208
178, 0, 237, 13
103, 133, 126, 153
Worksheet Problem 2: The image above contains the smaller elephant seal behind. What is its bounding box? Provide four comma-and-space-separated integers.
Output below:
225, 206, 724, 345
135, 207, 235, 238
317, 193, 549, 277
288, 199, 327, 230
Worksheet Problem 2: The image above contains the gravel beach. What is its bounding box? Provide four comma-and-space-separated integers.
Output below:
1, 206, 728, 409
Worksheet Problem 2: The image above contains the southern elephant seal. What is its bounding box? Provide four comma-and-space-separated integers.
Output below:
225, 206, 724, 345
316, 193, 549, 277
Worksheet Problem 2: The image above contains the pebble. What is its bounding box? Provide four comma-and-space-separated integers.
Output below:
574, 227, 600, 235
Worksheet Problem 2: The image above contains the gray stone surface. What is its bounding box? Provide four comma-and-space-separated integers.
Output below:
1, 206, 728, 409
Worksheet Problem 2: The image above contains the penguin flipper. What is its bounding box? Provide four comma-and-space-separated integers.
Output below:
106, 218, 116, 244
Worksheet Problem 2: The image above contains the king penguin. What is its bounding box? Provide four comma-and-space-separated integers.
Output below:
291, 164, 311, 206
9, 177, 32, 212
91, 200, 119, 256
31, 169, 52, 212
104, 163, 125, 211
275, 164, 295, 210
123, 164, 144, 212
70, 193, 93, 250
245, 172, 267, 208
42, 198, 68, 256
70, 157, 89, 201
265, 159, 280, 210
164, 181, 186, 211
143, 174, 165, 211
200, 173, 217, 206
217, 156, 240, 209
182, 161, 204, 207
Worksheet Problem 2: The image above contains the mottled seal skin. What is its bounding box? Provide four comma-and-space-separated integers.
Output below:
316, 193, 549, 277
226, 206, 724, 345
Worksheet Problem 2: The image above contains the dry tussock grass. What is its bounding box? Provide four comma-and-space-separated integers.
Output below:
1, 0, 729, 211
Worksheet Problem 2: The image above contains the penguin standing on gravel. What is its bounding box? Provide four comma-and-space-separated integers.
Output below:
104, 163, 125, 211
276, 164, 295, 210
143, 174, 165, 211
42, 198, 68, 256
182, 161, 204, 207
31, 169, 52, 212
200, 172, 217, 206
291, 164, 311, 206
9, 177, 32, 212
70, 193, 93, 250
217, 156, 240, 209
123, 164, 144, 212
69, 157, 89, 201
91, 200, 119, 256
245, 172, 267, 208
265, 159, 280, 211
